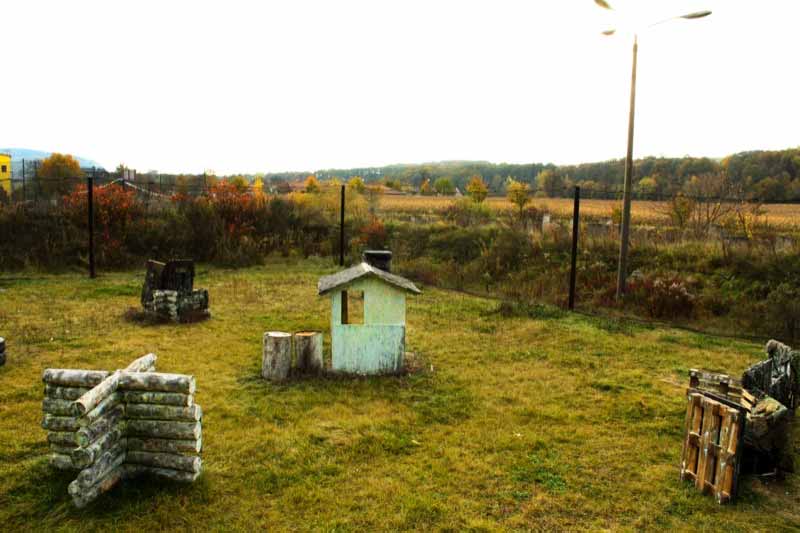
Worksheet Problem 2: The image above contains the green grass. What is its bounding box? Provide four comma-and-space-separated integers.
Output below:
0, 259, 798, 531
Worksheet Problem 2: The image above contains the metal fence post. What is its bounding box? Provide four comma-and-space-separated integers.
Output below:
88, 169, 96, 279
568, 186, 581, 310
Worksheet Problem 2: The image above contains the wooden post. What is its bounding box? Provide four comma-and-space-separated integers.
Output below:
294, 332, 323, 374
262, 332, 292, 381
88, 169, 96, 278
568, 186, 580, 310
339, 184, 345, 266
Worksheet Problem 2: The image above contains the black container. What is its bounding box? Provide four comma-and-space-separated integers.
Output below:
362, 250, 392, 272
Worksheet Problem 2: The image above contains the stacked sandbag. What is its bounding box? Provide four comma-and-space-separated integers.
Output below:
120, 371, 202, 483
41, 353, 203, 508
147, 290, 180, 322
42, 368, 111, 469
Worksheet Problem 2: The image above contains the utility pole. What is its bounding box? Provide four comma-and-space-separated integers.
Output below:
616, 35, 637, 299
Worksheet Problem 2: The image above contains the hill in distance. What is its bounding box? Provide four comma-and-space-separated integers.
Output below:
0, 148, 104, 173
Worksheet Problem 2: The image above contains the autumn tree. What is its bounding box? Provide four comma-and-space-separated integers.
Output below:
466, 175, 488, 203
39, 153, 83, 196
348, 176, 366, 194
305, 175, 320, 193
535, 169, 563, 198
506, 179, 530, 214
419, 179, 433, 195
433, 177, 455, 195
227, 175, 250, 193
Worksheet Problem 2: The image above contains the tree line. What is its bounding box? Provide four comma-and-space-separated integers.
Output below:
306, 147, 800, 203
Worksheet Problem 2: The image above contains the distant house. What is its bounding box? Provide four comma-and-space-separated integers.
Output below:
0, 153, 11, 196
318, 252, 421, 374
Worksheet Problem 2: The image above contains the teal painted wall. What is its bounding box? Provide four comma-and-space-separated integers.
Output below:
329, 278, 407, 374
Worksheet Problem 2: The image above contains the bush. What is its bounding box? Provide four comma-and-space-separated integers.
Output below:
626, 274, 696, 319
443, 198, 493, 227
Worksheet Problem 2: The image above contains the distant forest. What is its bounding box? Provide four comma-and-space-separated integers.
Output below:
290, 147, 800, 202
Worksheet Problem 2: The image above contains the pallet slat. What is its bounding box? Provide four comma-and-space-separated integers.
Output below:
680, 392, 745, 504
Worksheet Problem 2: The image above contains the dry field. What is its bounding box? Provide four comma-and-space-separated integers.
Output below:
379, 194, 800, 229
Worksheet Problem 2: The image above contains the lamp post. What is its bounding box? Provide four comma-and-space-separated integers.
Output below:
594, 1, 711, 299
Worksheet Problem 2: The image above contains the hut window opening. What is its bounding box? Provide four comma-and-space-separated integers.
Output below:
341, 290, 364, 324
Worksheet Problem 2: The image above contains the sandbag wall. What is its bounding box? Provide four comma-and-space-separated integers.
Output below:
41, 353, 203, 508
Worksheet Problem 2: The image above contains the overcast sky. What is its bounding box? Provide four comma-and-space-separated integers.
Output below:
3, 0, 798, 174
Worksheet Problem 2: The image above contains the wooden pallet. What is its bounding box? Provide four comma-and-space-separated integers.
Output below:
680, 392, 746, 504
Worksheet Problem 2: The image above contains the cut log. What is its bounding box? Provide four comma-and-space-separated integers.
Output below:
70, 466, 125, 509
42, 414, 80, 432
119, 372, 196, 394
124, 353, 157, 373
78, 393, 122, 425
42, 398, 76, 416
126, 451, 201, 473
121, 391, 193, 407
44, 385, 90, 401
125, 403, 202, 421
262, 331, 292, 381
42, 369, 109, 387
76, 406, 125, 447
74, 441, 126, 490
71, 426, 125, 469
127, 420, 201, 440
127, 437, 202, 454
49, 453, 75, 470
48, 431, 79, 447
123, 464, 201, 483
73, 372, 120, 416
294, 331, 323, 374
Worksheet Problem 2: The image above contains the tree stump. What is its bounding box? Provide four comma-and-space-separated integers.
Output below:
262, 332, 292, 381
294, 332, 323, 374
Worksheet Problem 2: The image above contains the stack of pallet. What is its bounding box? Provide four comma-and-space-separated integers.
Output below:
41, 353, 203, 508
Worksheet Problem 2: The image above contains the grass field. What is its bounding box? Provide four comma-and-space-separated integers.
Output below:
1, 260, 798, 531
379, 194, 800, 229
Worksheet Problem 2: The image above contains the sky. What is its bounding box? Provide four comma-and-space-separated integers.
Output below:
3, 0, 799, 174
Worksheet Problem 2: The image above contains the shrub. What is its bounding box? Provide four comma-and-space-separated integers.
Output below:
443, 198, 493, 227
626, 274, 696, 319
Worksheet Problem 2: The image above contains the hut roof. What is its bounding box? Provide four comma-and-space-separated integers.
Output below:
318, 262, 422, 296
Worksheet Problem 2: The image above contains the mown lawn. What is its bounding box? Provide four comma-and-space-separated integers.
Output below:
0, 259, 798, 531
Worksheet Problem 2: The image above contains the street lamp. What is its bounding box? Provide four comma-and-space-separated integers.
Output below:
594, 1, 711, 299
